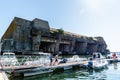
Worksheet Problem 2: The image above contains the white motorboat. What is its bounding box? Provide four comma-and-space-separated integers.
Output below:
24, 52, 51, 66
0, 52, 18, 66
92, 59, 108, 69
85, 58, 108, 69
107, 53, 120, 63
107, 53, 118, 59
66, 55, 86, 63
85, 52, 108, 69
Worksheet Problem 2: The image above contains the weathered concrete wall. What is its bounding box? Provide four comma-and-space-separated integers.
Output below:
87, 44, 98, 54
95, 37, 107, 53
60, 44, 70, 52
1, 17, 109, 54
73, 42, 87, 54
32, 18, 50, 36
12, 17, 32, 51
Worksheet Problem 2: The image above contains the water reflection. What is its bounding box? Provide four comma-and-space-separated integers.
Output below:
75, 69, 107, 80
9, 68, 109, 80
113, 63, 117, 69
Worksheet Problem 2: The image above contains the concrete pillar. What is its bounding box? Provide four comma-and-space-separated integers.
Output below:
0, 43, 2, 54
70, 38, 76, 52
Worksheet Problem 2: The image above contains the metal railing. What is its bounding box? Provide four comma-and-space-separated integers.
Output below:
0, 55, 50, 67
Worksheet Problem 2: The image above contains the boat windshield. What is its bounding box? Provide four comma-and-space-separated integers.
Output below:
3, 53, 15, 58
33, 52, 50, 58
3, 54, 9, 58
39, 53, 50, 58
9, 54, 15, 58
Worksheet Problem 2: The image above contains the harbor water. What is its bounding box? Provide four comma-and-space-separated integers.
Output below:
9, 55, 120, 80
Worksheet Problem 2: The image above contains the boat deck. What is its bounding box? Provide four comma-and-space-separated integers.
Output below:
0, 66, 9, 80
0, 71, 9, 80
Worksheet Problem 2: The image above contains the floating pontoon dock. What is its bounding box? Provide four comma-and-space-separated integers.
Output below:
1, 60, 87, 77
0, 58, 120, 77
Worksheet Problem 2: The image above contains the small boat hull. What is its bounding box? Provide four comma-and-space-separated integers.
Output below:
85, 59, 108, 70
24, 68, 53, 77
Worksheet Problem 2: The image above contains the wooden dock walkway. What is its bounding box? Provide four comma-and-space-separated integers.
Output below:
46, 60, 87, 69
2, 61, 87, 71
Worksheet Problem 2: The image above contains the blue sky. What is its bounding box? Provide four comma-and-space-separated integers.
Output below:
0, 0, 120, 52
